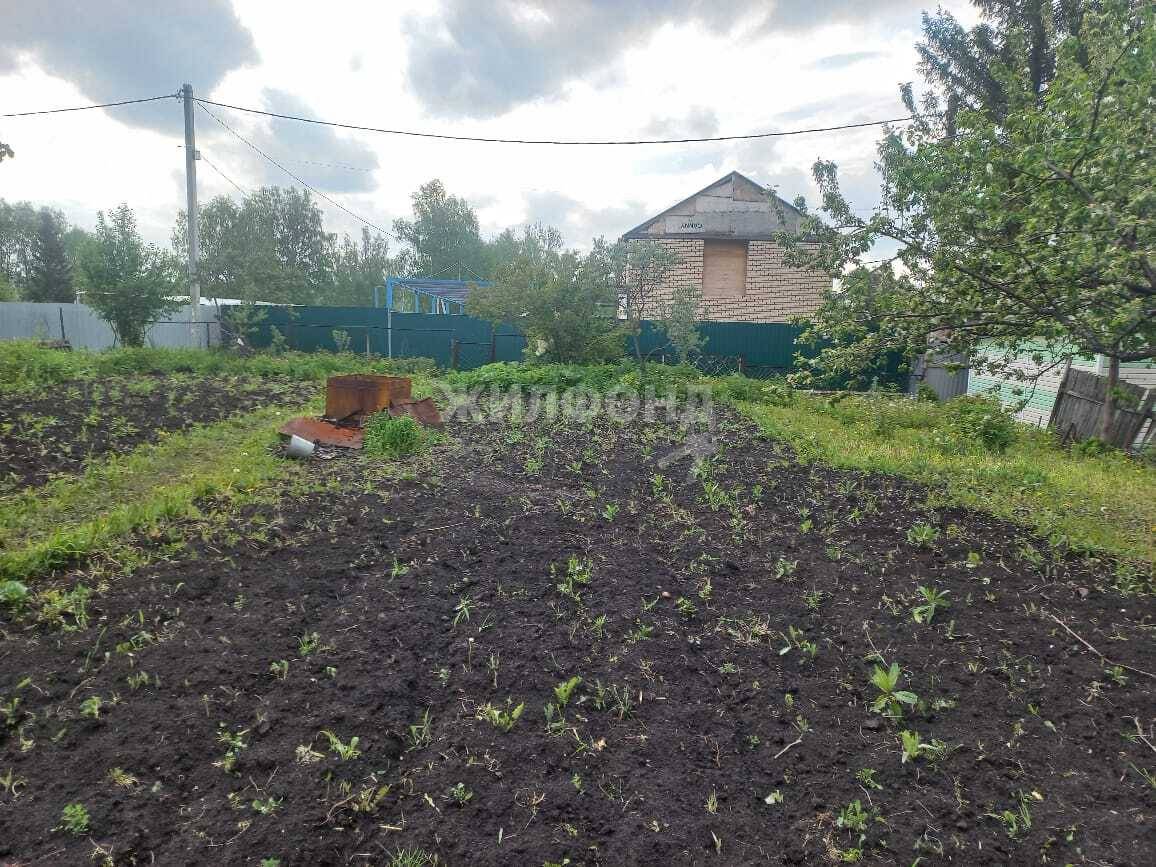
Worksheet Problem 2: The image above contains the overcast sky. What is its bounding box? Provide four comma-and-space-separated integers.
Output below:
0, 0, 978, 251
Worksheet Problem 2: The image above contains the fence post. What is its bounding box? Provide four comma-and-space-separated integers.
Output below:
450, 338, 460, 371
490, 331, 497, 363
738, 355, 746, 376
365, 328, 371, 360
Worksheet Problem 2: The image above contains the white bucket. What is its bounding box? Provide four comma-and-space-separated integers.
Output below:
285, 434, 316, 459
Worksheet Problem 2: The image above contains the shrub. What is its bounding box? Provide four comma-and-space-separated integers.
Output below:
0, 580, 29, 609
938, 395, 1017, 454
915, 382, 939, 402
363, 414, 424, 458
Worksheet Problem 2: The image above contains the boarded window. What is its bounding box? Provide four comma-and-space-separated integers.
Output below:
702, 240, 748, 297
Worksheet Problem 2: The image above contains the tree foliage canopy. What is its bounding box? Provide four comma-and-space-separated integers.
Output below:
79, 204, 182, 347
392, 179, 487, 281
786, 0, 1153, 396
467, 226, 625, 364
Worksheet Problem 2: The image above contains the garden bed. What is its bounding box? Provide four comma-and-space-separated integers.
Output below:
0, 401, 1152, 865
0, 374, 315, 492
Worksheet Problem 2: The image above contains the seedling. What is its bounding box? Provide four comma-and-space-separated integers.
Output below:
554, 557, 592, 603
837, 799, 868, 833
705, 790, 719, 814
1, 696, 22, 729
408, 710, 432, 750
855, 768, 882, 791
453, 595, 475, 627
697, 577, 713, 602
779, 625, 818, 659
320, 730, 361, 761
543, 703, 569, 736
298, 631, 321, 656
553, 676, 582, 708
269, 660, 289, 680
126, 671, 151, 690
448, 782, 473, 806
216, 724, 249, 773
478, 698, 524, 732
906, 521, 940, 547
610, 685, 635, 721
1, 768, 27, 797
107, 768, 138, 788
911, 586, 950, 625
869, 663, 918, 720
774, 558, 798, 581
601, 502, 619, 521
295, 744, 324, 764
59, 802, 90, 835
675, 597, 697, 619
987, 792, 1034, 839
899, 730, 923, 763
252, 796, 282, 815
79, 695, 103, 720
764, 789, 784, 805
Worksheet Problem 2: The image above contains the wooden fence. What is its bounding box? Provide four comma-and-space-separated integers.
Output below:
1048, 366, 1155, 450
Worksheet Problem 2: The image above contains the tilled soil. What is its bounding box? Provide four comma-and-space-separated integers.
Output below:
0, 404, 1153, 865
0, 375, 316, 492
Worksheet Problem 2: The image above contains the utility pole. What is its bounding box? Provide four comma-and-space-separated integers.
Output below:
181, 83, 201, 342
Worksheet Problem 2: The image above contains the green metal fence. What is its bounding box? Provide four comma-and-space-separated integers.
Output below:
235, 305, 902, 384
241, 307, 525, 369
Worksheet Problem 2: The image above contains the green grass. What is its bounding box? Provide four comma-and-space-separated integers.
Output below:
737, 391, 1156, 566
0, 340, 438, 394
0, 403, 313, 581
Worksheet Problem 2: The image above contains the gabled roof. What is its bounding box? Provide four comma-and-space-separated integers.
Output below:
622, 170, 806, 241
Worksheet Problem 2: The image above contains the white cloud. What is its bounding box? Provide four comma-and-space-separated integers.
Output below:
0, 0, 980, 251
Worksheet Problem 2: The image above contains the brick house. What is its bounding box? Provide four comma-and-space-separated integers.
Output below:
621, 171, 830, 323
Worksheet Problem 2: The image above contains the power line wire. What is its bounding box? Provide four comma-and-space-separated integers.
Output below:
1, 93, 176, 117
199, 151, 249, 196
194, 96, 913, 146
196, 101, 399, 241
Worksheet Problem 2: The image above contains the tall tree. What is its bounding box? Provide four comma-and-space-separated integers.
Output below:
80, 204, 182, 347
0, 141, 12, 162
785, 0, 1154, 438
912, 0, 1099, 130
173, 186, 336, 305
25, 209, 74, 302
0, 200, 39, 293
393, 180, 487, 280
330, 228, 392, 306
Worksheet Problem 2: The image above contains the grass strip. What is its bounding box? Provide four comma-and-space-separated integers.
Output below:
737, 395, 1156, 565
0, 403, 312, 581
0, 341, 438, 394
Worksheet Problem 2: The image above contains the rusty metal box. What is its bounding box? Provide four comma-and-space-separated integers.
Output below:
324, 374, 412, 421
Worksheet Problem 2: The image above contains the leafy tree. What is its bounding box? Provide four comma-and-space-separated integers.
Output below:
79, 204, 182, 347
616, 241, 681, 368
393, 180, 487, 280
173, 186, 335, 304
0, 141, 12, 162
0, 272, 16, 301
25, 209, 74, 302
330, 227, 392, 306
913, 0, 1097, 129
657, 278, 703, 364
786, 1, 1154, 438
0, 200, 39, 293
467, 225, 625, 363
